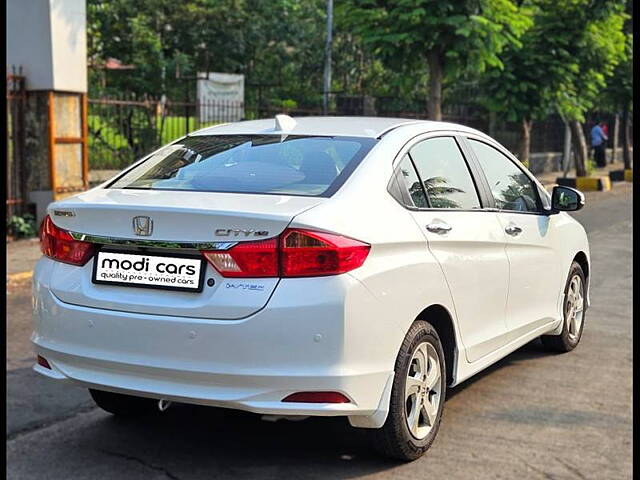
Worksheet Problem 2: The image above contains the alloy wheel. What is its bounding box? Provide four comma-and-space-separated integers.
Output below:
565, 275, 584, 342
404, 341, 442, 440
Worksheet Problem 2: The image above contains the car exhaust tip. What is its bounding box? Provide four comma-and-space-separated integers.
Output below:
158, 399, 172, 412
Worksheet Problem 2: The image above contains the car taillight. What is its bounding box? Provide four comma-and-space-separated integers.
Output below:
39, 215, 95, 266
280, 229, 370, 277
203, 229, 370, 278
203, 238, 278, 278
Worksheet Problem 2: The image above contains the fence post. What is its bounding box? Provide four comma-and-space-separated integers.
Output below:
562, 121, 572, 177
611, 113, 619, 164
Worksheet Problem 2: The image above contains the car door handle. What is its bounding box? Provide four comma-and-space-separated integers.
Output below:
426, 222, 452, 234
505, 225, 523, 236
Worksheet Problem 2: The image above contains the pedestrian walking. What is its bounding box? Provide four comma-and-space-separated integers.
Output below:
591, 120, 608, 168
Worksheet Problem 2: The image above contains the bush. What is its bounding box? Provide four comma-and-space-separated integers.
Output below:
7, 214, 37, 239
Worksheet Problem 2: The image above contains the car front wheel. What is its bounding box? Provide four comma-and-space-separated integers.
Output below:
368, 320, 446, 461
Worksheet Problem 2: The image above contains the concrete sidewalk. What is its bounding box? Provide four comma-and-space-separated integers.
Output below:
6, 163, 631, 280
535, 161, 626, 189
6, 238, 41, 278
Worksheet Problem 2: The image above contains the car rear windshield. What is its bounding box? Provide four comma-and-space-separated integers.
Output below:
108, 135, 377, 197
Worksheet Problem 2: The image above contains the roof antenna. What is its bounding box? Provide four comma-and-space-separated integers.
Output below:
275, 114, 296, 132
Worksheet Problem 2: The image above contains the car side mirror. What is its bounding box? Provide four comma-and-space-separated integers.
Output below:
551, 186, 585, 212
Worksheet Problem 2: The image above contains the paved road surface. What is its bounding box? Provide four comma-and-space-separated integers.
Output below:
6, 183, 632, 479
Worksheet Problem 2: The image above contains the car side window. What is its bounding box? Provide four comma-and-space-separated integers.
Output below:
468, 139, 540, 213
396, 155, 429, 208
409, 137, 481, 209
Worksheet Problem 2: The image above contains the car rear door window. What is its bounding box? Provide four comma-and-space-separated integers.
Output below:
395, 155, 429, 208
409, 137, 481, 210
468, 139, 540, 213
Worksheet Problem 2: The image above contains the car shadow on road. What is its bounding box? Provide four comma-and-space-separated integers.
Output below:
91, 404, 399, 479
446, 337, 552, 401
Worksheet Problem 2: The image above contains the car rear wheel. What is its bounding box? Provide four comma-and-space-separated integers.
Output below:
368, 320, 446, 461
89, 389, 158, 416
541, 261, 586, 352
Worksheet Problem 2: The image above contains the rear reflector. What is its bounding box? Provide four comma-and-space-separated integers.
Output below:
203, 229, 370, 278
40, 215, 95, 266
282, 392, 351, 403
37, 355, 51, 369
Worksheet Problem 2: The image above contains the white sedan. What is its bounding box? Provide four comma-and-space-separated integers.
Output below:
32, 115, 589, 460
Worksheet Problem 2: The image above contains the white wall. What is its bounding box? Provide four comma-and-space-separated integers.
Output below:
6, 0, 86, 92
50, 0, 87, 92
6, 0, 54, 90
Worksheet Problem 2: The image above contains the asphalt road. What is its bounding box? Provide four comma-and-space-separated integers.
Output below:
6, 183, 632, 479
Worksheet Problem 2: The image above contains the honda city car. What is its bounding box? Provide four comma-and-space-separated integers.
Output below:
32, 116, 589, 460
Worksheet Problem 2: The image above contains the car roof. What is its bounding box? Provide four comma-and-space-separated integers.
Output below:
189, 116, 480, 139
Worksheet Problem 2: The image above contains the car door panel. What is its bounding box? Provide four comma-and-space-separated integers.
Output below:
496, 213, 561, 331
466, 138, 562, 333
417, 211, 510, 362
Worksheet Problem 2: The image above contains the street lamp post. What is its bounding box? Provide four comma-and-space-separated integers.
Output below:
323, 0, 333, 116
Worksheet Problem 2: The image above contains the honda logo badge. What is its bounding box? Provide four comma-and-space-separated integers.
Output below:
132, 216, 153, 236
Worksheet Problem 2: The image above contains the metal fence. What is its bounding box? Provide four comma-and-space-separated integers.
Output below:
87, 94, 626, 171
88, 96, 246, 170
6, 71, 27, 217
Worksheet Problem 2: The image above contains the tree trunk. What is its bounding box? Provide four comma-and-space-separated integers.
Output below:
488, 111, 496, 138
519, 118, 532, 166
611, 113, 619, 164
622, 103, 631, 170
569, 120, 588, 177
427, 51, 443, 121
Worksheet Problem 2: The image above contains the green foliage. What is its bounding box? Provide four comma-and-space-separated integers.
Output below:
88, 0, 329, 107
7, 214, 37, 239
481, 0, 627, 124
595, 0, 633, 113
339, 0, 531, 106
545, 0, 628, 122
86, 0, 631, 158
280, 99, 299, 109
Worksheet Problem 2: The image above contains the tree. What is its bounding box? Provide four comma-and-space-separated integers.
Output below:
546, 0, 628, 176
340, 0, 531, 120
479, 2, 543, 165
480, 0, 627, 171
595, 0, 633, 169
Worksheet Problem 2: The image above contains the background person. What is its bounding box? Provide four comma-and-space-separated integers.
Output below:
591, 120, 608, 168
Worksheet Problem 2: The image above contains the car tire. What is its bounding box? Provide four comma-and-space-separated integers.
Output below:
541, 261, 586, 353
368, 320, 446, 461
89, 389, 158, 416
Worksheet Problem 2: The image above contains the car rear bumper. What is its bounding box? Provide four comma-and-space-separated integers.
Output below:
32, 266, 398, 419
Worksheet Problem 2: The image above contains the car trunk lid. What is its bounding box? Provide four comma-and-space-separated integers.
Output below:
45, 188, 324, 319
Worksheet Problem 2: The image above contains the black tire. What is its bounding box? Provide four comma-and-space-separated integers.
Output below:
368, 320, 446, 461
89, 389, 157, 416
541, 261, 586, 352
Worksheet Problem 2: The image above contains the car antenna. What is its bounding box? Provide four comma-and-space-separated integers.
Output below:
275, 114, 296, 141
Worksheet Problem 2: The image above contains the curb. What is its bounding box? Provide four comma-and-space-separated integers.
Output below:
556, 176, 611, 192
609, 169, 633, 182
7, 271, 33, 282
